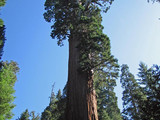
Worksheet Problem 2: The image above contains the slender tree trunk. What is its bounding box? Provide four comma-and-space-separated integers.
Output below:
66, 33, 98, 120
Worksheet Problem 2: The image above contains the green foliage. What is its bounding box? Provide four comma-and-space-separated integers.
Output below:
92, 32, 122, 120
41, 88, 66, 120
44, 0, 119, 74
0, 0, 6, 7
44, 0, 114, 45
18, 109, 30, 120
30, 111, 40, 120
95, 56, 122, 120
0, 61, 19, 120
56, 89, 62, 100
77, 9, 112, 71
0, 0, 7, 27
0, 19, 3, 27
76, 5, 122, 119
18, 109, 40, 120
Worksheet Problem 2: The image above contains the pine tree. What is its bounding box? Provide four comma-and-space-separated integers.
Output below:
44, 0, 115, 119
41, 85, 66, 120
120, 63, 160, 120
41, 85, 57, 120
18, 109, 30, 120
0, 61, 19, 120
18, 109, 40, 120
138, 63, 160, 119
30, 111, 40, 120
56, 89, 62, 101
120, 64, 146, 120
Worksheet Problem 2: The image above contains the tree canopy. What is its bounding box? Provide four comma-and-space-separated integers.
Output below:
44, 0, 117, 73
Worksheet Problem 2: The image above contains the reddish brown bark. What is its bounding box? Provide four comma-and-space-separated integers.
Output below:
66, 34, 98, 120
87, 73, 98, 120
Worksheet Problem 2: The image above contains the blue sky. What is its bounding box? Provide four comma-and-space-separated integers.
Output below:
1, 0, 160, 119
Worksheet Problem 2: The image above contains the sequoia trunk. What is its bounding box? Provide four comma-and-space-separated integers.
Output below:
66, 33, 98, 120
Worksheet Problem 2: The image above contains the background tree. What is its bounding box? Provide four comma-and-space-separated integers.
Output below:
41, 85, 66, 120
120, 64, 146, 120
0, 61, 19, 120
18, 109, 30, 120
137, 63, 160, 119
42, 74, 123, 120
30, 111, 40, 120
44, 0, 115, 119
147, 0, 160, 3
18, 109, 40, 120
121, 63, 160, 120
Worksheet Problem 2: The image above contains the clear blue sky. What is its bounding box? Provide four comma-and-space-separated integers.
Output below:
1, 0, 160, 119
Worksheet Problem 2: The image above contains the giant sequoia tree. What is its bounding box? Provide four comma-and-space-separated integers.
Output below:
44, 0, 115, 120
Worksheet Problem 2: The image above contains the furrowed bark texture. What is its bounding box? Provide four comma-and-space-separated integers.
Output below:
66, 33, 98, 120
